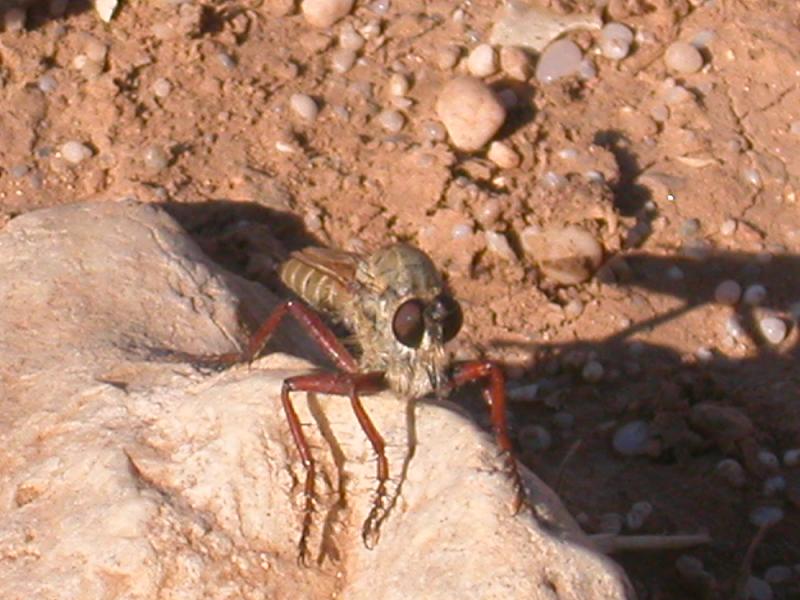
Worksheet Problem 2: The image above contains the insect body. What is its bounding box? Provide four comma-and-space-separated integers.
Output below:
220, 243, 521, 564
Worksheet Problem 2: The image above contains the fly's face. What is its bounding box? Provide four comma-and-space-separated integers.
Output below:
354, 245, 463, 398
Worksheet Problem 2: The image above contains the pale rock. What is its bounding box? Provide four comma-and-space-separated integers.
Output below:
94, 0, 118, 22
436, 76, 506, 151
0, 201, 634, 600
488, 141, 520, 169
302, 0, 354, 28
500, 46, 531, 81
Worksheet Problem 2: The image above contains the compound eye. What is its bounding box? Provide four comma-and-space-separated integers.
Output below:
436, 295, 463, 342
392, 299, 426, 348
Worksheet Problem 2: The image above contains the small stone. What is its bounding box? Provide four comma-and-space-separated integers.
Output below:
625, 501, 653, 531
600, 22, 633, 60
436, 45, 461, 70
388, 72, 409, 97
37, 74, 57, 93
330, 48, 357, 73
676, 555, 705, 578
339, 22, 365, 50
720, 218, 737, 236
582, 360, 604, 382
535, 39, 582, 84
763, 476, 786, 496
564, 298, 584, 319
143, 146, 169, 172
784, 448, 800, 467
714, 280, 741, 305
667, 266, 685, 280
94, 0, 118, 22
485, 231, 516, 261
60, 141, 93, 164
302, 0, 354, 28
758, 450, 780, 471
217, 52, 236, 69
487, 141, 520, 169
750, 506, 783, 527
764, 565, 793, 585
613, 420, 650, 456
664, 41, 704, 74
376, 109, 404, 133
435, 76, 506, 151
421, 120, 446, 142
84, 37, 108, 63
743, 284, 767, 306
759, 316, 787, 345
679, 217, 701, 238
518, 424, 552, 451
745, 576, 773, 600
152, 78, 172, 98
500, 46, 530, 81
289, 93, 319, 121
598, 513, 623, 535
715, 458, 746, 487
4, 7, 26, 32
467, 44, 497, 78
743, 167, 762, 188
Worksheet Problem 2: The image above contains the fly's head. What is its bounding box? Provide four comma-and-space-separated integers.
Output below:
354, 244, 463, 399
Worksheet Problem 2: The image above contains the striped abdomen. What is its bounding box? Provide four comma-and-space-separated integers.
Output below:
280, 257, 350, 316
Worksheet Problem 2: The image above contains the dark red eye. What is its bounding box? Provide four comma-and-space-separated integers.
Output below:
435, 295, 462, 342
392, 299, 425, 347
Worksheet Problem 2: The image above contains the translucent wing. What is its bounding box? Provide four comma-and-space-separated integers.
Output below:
290, 246, 361, 288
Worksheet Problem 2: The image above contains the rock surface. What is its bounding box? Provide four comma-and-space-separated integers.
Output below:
0, 200, 633, 599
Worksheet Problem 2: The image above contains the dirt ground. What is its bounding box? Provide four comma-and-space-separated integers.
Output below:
2, 0, 799, 597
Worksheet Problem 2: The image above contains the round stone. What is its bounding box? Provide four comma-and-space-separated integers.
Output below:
376, 109, 404, 133
487, 141, 520, 169
714, 280, 741, 305
500, 46, 530, 81
759, 316, 787, 345
535, 39, 583, 84
152, 78, 172, 98
467, 43, 497, 78
60, 141, 93, 164
301, 0, 354, 28
435, 76, 506, 151
289, 93, 319, 121
664, 41, 704, 74
613, 420, 650, 456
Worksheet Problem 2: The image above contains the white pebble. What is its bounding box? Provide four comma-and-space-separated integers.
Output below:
451, 223, 473, 240
4, 7, 26, 32
783, 448, 800, 467
376, 109, 404, 133
664, 41, 704, 74
600, 22, 633, 60
750, 506, 783, 527
370, 0, 390, 14
720, 218, 737, 236
542, 171, 567, 188
763, 476, 786, 496
422, 120, 447, 142
84, 37, 108, 63
758, 450, 780, 470
435, 76, 506, 151
436, 45, 461, 70
743, 167, 762, 187
691, 30, 715, 48
388, 72, 409, 96
485, 231, 516, 261
582, 360, 604, 382
746, 577, 773, 600
289, 93, 319, 121
613, 420, 650, 456
37, 74, 57, 93
330, 48, 356, 73
790, 121, 800, 136
743, 284, 767, 306
664, 85, 693, 105
725, 315, 746, 339
487, 141, 520, 169
577, 59, 596, 80
598, 513, 623, 535
143, 146, 169, 172
518, 424, 552, 451
339, 22, 364, 50
60, 141, 93, 164
302, 0, 354, 28
714, 280, 741, 305
759, 316, 787, 345
716, 458, 746, 487
535, 39, 582, 84
152, 78, 172, 98
467, 44, 497, 78
625, 501, 653, 531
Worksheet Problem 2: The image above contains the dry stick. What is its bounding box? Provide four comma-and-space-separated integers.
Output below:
591, 532, 712, 555
734, 523, 774, 600
554, 439, 582, 496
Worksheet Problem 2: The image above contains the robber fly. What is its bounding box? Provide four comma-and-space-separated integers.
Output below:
211, 243, 522, 564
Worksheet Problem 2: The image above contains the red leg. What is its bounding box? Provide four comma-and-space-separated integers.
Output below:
196, 300, 359, 373
449, 361, 524, 513
281, 370, 387, 565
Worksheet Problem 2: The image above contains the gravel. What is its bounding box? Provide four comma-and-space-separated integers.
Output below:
290, 93, 319, 121
60, 141, 93, 164
535, 39, 583, 84
435, 76, 506, 151
664, 41, 704, 73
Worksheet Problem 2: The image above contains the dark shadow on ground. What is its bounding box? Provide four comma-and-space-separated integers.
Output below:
4, 0, 94, 31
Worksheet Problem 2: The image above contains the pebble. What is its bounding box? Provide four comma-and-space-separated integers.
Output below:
152, 78, 172, 98
542, 171, 567, 188
339, 22, 365, 50
388, 72, 409, 97
518, 424, 552, 451
60, 141, 93, 164
720, 218, 737, 236
487, 141, 520, 169
600, 22, 633, 60
758, 450, 780, 471
582, 360, 604, 382
370, 0, 390, 14
714, 280, 741, 305
143, 146, 169, 172
667, 265, 684, 280
625, 501, 653, 531
564, 298, 584, 319
422, 120, 447, 142
743, 167, 762, 187
725, 315, 746, 339
664, 85, 693, 105
84, 37, 108, 63
467, 44, 498, 77
217, 52, 236, 69
613, 420, 650, 456
598, 513, 623, 535
716, 458, 746, 487
37, 74, 57, 93
552, 411, 574, 429
763, 476, 786, 496
784, 448, 800, 467
485, 231, 516, 261
330, 48, 356, 73
500, 46, 531, 81
764, 565, 793, 584
436, 45, 461, 70
289, 93, 319, 121
4, 7, 26, 32
376, 109, 404, 133
451, 223, 473, 240
743, 284, 767, 306
679, 217, 701, 238
508, 382, 539, 402
435, 76, 506, 151
746, 576, 773, 600
750, 506, 783, 527
577, 59, 596, 80
664, 41, 704, 74
535, 39, 582, 84
759, 316, 787, 345
302, 0, 354, 28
